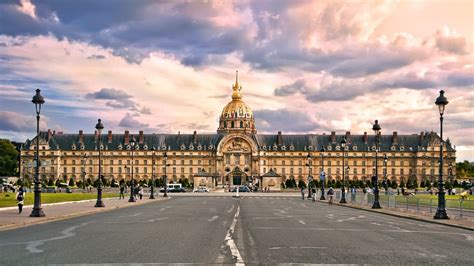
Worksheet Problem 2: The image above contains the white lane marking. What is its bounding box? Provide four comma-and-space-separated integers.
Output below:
298, 220, 306, 225
159, 206, 172, 211
224, 205, 244, 265
25, 221, 93, 253
336, 215, 365, 223
118, 212, 143, 218
227, 205, 235, 213
269, 246, 327, 250
273, 209, 287, 213
148, 217, 169, 222
326, 214, 334, 219
464, 234, 474, 241
209, 215, 219, 222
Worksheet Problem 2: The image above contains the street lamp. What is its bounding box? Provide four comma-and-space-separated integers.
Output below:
306, 153, 312, 198
372, 119, 382, 209
340, 137, 347, 204
448, 162, 453, 194
94, 119, 105, 208
82, 153, 88, 192
163, 152, 169, 198
30, 89, 45, 217
149, 146, 156, 199
129, 136, 136, 202
383, 154, 388, 195
320, 146, 326, 200
434, 90, 449, 219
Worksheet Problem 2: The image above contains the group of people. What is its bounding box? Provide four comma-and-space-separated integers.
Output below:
300, 186, 336, 204
119, 184, 145, 200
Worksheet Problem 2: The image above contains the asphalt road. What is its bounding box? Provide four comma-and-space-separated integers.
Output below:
0, 195, 472, 265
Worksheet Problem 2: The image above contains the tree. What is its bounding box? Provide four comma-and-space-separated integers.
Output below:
413, 179, 418, 188
399, 180, 405, 188
297, 180, 306, 189
390, 180, 398, 189
420, 180, 425, 188
335, 180, 341, 188
0, 139, 18, 176
456, 160, 474, 178
68, 177, 75, 187
285, 178, 295, 188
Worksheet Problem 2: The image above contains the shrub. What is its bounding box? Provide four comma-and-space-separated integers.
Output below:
420, 180, 425, 188
68, 178, 75, 187
297, 180, 306, 189
399, 180, 405, 188
335, 180, 341, 189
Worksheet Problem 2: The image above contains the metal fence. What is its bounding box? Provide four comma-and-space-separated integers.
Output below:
324, 190, 473, 219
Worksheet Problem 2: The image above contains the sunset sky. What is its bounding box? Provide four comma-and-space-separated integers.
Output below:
0, 0, 473, 161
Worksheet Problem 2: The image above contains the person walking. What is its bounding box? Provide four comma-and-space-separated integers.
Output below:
139, 186, 144, 200
300, 186, 305, 200
119, 183, 125, 199
327, 187, 334, 205
16, 186, 24, 214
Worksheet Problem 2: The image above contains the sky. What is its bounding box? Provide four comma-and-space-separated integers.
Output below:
0, 0, 473, 161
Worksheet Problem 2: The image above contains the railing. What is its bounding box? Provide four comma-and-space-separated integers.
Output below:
325, 189, 472, 219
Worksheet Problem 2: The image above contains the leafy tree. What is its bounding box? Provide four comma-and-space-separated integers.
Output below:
297, 180, 306, 189
399, 180, 405, 188
335, 180, 341, 189
453, 180, 459, 187
456, 160, 474, 178
55, 179, 61, 187
285, 178, 296, 188
420, 180, 425, 187
68, 177, 75, 187
390, 180, 398, 189
413, 179, 418, 188
48, 178, 55, 186
0, 139, 18, 176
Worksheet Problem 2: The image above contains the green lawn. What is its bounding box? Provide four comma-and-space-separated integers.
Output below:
378, 194, 473, 210
0, 192, 120, 208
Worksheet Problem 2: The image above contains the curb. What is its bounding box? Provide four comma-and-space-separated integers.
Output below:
0, 197, 169, 232
318, 200, 474, 231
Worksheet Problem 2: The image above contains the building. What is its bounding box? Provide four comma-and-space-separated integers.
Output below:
20, 72, 457, 190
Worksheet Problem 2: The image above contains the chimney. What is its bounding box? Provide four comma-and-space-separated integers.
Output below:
419, 131, 424, 144
193, 131, 197, 143
47, 129, 52, 141
124, 130, 129, 144
139, 130, 144, 144
79, 130, 84, 143
108, 130, 112, 143
392, 131, 398, 145
345, 131, 351, 143
277, 131, 283, 145
330, 131, 336, 143
363, 132, 368, 144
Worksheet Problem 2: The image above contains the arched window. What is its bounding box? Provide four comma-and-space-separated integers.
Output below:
231, 121, 234, 128
240, 121, 243, 128
224, 121, 227, 128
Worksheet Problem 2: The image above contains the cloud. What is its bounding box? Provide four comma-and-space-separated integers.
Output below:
118, 113, 149, 129
85, 88, 145, 112
254, 109, 322, 133
86, 54, 106, 60
434, 27, 468, 55
0, 111, 46, 132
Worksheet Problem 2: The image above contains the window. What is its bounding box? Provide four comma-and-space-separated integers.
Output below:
353, 168, 357, 174
298, 168, 302, 175
118, 167, 122, 174
231, 121, 234, 128
63, 167, 67, 174
119, 160, 122, 165
144, 168, 147, 174
362, 161, 366, 166
90, 160, 93, 165
198, 160, 201, 166
89, 167, 93, 174
135, 167, 139, 174
181, 160, 184, 165
190, 160, 193, 165
263, 167, 266, 173
173, 160, 176, 165
362, 168, 366, 175
181, 167, 184, 173
225, 155, 230, 164
135, 160, 139, 165
240, 121, 243, 128
328, 161, 332, 166
392, 168, 396, 175
72, 160, 76, 165
72, 167, 75, 173
282, 168, 286, 175
110, 167, 113, 174
290, 168, 294, 174
144, 160, 148, 165
110, 160, 113, 165
328, 168, 331, 175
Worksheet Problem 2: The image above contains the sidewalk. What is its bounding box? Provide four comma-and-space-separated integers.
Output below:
322, 199, 474, 231
0, 196, 168, 231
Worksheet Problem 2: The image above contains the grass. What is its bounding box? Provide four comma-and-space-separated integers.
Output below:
378, 194, 474, 210
0, 192, 120, 208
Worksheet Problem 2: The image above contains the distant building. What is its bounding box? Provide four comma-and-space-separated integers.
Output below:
20, 72, 456, 190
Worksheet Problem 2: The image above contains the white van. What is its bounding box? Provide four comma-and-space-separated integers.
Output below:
167, 183, 182, 190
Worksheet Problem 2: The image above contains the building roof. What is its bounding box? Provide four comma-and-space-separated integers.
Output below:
23, 131, 455, 153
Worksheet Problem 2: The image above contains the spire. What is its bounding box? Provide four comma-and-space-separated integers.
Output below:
232, 70, 242, 100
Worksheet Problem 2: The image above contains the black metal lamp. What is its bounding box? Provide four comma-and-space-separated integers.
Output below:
150, 146, 155, 199
383, 154, 388, 195
163, 152, 168, 197
340, 137, 347, 203
30, 89, 46, 217
307, 153, 312, 198
94, 119, 105, 207
129, 136, 136, 202
372, 120, 382, 209
434, 90, 449, 219
320, 146, 326, 200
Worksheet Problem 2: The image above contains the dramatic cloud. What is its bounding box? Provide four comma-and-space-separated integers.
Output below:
0, 111, 46, 132
85, 88, 152, 115
118, 113, 149, 129
254, 109, 323, 133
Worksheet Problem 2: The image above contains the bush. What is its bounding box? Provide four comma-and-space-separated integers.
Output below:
297, 180, 306, 189
48, 178, 55, 186
399, 180, 405, 188
390, 180, 398, 189
68, 178, 75, 187
285, 178, 295, 188
420, 180, 425, 188
335, 180, 341, 189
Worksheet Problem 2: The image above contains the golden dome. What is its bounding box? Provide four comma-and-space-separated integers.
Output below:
218, 71, 256, 134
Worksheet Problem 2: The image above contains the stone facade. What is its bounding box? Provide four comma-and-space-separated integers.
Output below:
20, 74, 457, 190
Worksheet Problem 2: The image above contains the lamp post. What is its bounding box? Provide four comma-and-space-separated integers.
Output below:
129, 136, 136, 202
434, 90, 449, 219
340, 137, 347, 204
372, 120, 382, 209
82, 153, 88, 192
306, 153, 312, 198
163, 152, 168, 198
94, 119, 105, 208
30, 89, 45, 217
383, 154, 388, 195
320, 146, 326, 200
448, 162, 453, 194
149, 146, 156, 199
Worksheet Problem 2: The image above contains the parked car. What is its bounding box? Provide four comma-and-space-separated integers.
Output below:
168, 187, 186, 193
231, 186, 251, 192
193, 187, 209, 193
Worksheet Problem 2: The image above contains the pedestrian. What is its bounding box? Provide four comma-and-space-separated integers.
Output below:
139, 186, 144, 200
300, 186, 305, 200
327, 187, 334, 205
312, 187, 316, 202
401, 187, 405, 196
119, 184, 125, 199
16, 186, 24, 214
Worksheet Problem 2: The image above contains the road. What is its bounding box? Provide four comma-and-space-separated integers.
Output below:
0, 195, 472, 264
